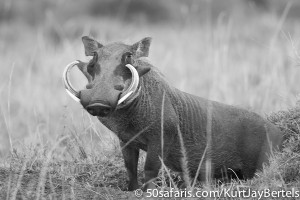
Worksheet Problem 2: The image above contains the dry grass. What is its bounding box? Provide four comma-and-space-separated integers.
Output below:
1, 0, 300, 199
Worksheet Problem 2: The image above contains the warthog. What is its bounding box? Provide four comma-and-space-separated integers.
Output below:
63, 36, 282, 190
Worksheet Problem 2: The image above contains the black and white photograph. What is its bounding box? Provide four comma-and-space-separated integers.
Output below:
0, 0, 300, 199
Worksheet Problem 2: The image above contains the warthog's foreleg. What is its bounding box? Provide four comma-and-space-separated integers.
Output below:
143, 144, 161, 190
121, 141, 139, 191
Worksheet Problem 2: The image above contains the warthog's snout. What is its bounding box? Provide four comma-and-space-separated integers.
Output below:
78, 89, 114, 117
86, 102, 112, 117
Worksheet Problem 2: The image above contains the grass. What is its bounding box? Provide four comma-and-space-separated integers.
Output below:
1, 0, 300, 199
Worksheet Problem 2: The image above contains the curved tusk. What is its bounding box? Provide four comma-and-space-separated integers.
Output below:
117, 64, 139, 105
62, 60, 81, 102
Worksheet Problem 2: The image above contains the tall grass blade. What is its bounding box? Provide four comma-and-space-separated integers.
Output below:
177, 125, 191, 189
160, 91, 166, 187
205, 101, 213, 185
6, 63, 15, 153
158, 156, 178, 190
191, 145, 208, 189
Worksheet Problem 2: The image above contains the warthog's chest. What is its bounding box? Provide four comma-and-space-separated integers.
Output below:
98, 113, 151, 151
119, 125, 149, 150
117, 134, 147, 153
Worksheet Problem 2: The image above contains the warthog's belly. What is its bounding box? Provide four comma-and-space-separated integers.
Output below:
162, 139, 244, 179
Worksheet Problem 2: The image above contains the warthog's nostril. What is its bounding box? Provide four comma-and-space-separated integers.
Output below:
86, 103, 112, 117
86, 107, 95, 115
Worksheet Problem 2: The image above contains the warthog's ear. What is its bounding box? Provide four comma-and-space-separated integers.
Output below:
82, 36, 103, 56
132, 37, 152, 58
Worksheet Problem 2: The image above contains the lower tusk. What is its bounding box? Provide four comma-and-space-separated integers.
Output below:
118, 91, 133, 105
117, 64, 139, 105
62, 60, 81, 102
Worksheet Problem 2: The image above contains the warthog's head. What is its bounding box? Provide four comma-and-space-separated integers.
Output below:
63, 36, 152, 117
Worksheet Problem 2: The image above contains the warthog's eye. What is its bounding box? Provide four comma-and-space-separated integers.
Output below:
123, 52, 133, 64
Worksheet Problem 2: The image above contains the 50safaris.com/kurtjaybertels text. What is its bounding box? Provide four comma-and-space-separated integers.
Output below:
142, 188, 300, 199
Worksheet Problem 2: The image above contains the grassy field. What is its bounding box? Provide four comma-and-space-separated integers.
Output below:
1, 0, 300, 199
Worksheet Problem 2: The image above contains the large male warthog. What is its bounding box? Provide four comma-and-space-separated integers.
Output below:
63, 36, 282, 190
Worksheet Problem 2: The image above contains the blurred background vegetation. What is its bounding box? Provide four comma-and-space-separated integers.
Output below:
0, 0, 300, 155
